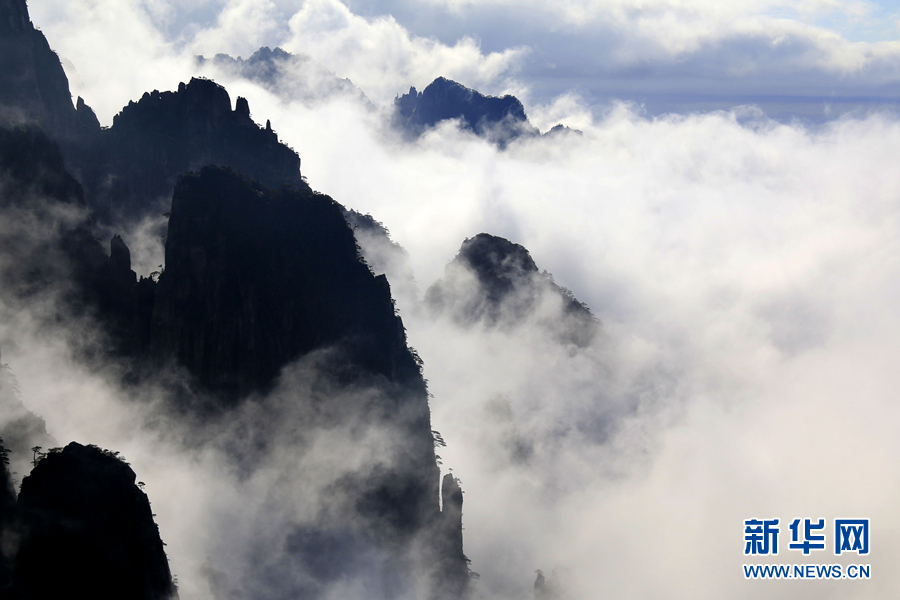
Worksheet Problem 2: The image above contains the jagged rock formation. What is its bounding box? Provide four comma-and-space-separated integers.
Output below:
0, 5, 308, 227
198, 47, 372, 108
0, 134, 470, 596
0, 0, 99, 144
150, 166, 423, 399
394, 77, 537, 145
12, 442, 177, 600
142, 171, 468, 600
425, 233, 598, 346
75, 77, 309, 224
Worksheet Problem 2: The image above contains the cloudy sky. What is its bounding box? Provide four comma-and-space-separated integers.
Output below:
27, 0, 900, 120
9, 1, 900, 599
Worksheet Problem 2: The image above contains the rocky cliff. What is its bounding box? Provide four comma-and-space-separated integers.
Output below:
77, 77, 308, 224
150, 166, 423, 399
0, 6, 308, 227
12, 442, 177, 600
0, 128, 469, 599
0, 0, 100, 144
0, 125, 110, 312
431, 474, 469, 599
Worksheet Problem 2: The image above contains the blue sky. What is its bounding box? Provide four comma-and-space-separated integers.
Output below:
809, 0, 900, 41
28, 0, 900, 122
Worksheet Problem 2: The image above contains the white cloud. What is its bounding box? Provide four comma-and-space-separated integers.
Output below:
280, 0, 529, 103
28, 0, 194, 125
188, 0, 284, 58
235, 89, 900, 597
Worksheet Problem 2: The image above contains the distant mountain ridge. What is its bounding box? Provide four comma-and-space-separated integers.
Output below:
197, 46, 372, 108
393, 77, 584, 145
394, 76, 537, 145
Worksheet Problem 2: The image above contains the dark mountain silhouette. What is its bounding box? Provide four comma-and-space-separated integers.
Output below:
394, 77, 537, 145
432, 474, 469, 598
0, 5, 308, 227
0, 2, 471, 597
0, 114, 468, 600
533, 569, 561, 599
426, 233, 598, 346
0, 125, 112, 313
12, 442, 177, 600
0, 0, 99, 144
543, 123, 583, 137
74, 77, 309, 225
150, 166, 423, 399
0, 123, 165, 370
198, 46, 372, 108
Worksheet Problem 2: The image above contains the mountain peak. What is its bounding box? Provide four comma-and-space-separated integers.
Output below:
15, 442, 178, 600
394, 76, 535, 144
0, 0, 95, 142
80, 76, 306, 223
425, 233, 599, 345
196, 46, 371, 109
458, 233, 539, 281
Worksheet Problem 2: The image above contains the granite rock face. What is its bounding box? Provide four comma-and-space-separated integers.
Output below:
150, 166, 423, 399
113, 167, 467, 597
0, 124, 157, 361
13, 442, 177, 600
431, 474, 469, 599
